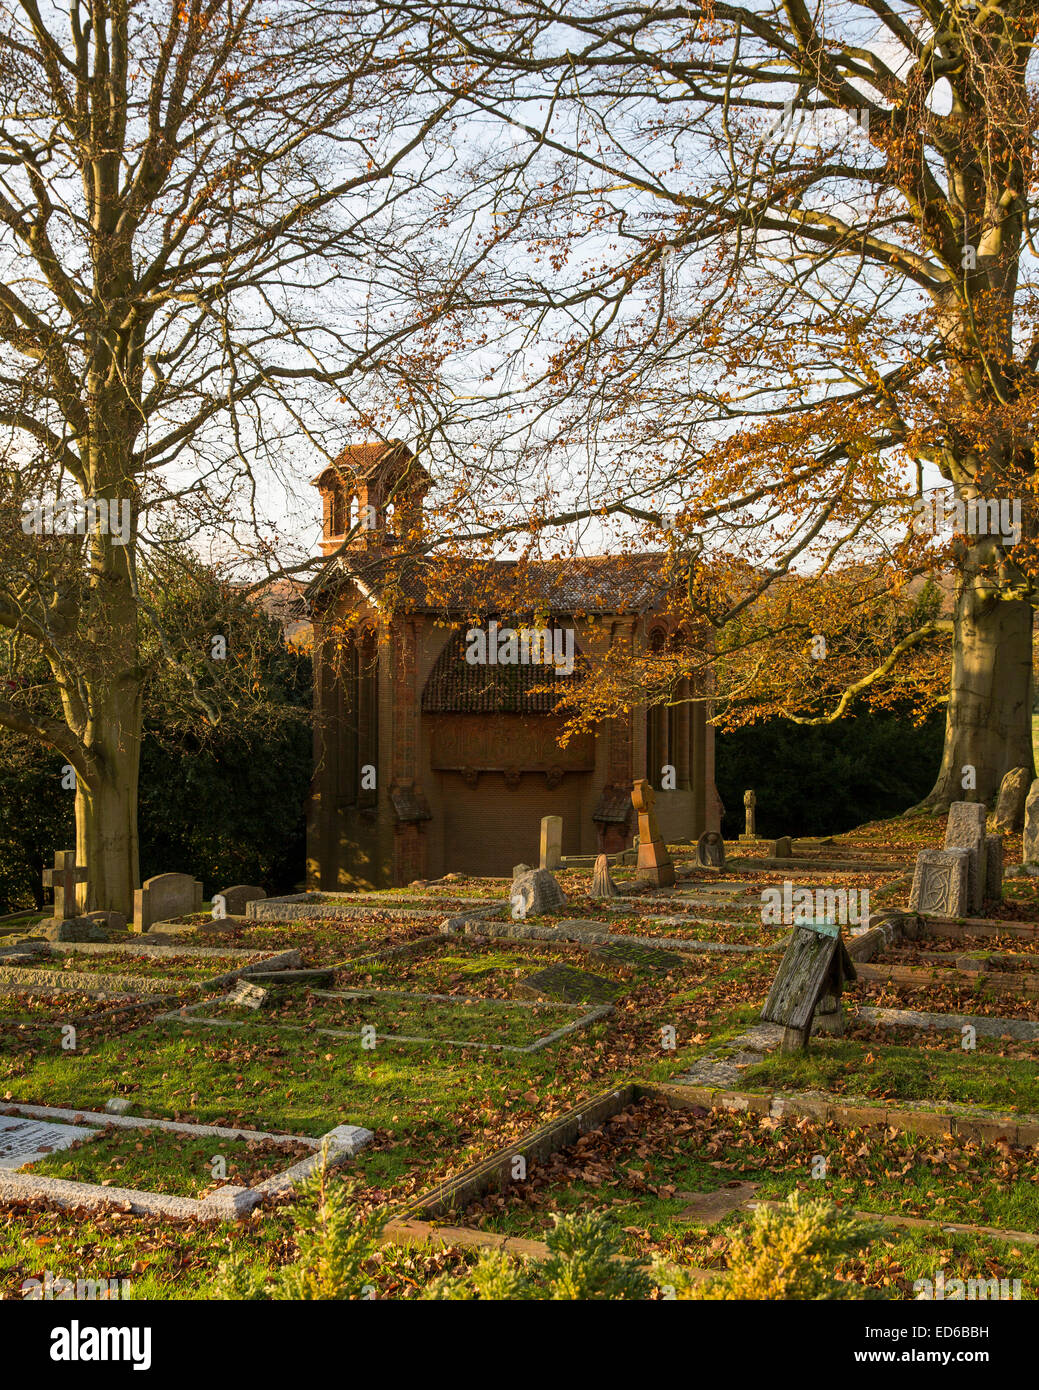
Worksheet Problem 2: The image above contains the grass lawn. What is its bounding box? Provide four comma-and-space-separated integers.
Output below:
27, 1126, 314, 1198
452, 1099, 1039, 1295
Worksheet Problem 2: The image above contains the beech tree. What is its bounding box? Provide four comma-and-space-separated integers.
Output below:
0, 0, 488, 912
412, 0, 1039, 808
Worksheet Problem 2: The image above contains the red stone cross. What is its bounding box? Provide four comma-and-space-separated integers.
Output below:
42, 850, 87, 919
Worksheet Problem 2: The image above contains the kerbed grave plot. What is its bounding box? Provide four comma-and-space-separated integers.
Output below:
0, 941, 300, 998
850, 919, 1039, 1022
674, 914, 1039, 1148
174, 985, 611, 1053
0, 1102, 372, 1222
441, 1097, 1039, 1295
335, 936, 658, 1002
148, 917, 433, 965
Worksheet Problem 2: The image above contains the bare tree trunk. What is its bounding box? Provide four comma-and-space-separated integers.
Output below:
74, 694, 143, 917
914, 554, 1034, 812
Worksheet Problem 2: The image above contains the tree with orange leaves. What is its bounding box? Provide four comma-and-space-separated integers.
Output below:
403, 0, 1039, 808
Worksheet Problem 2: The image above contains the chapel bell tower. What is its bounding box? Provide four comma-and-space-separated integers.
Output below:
312, 441, 430, 557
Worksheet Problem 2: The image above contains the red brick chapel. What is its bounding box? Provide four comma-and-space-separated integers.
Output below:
305, 442, 721, 888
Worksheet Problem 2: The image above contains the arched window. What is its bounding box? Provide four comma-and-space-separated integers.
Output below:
336, 629, 379, 807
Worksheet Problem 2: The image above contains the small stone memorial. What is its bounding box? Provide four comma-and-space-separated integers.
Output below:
589, 854, 620, 898
740, 789, 757, 843
1023, 780, 1039, 865
214, 885, 266, 916
42, 850, 88, 919
228, 979, 270, 1010
695, 831, 726, 870
515, 963, 621, 1005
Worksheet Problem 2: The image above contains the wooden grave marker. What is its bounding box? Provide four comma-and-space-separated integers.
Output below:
760, 919, 856, 1053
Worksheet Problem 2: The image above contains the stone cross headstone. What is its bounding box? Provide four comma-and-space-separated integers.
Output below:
42, 850, 88, 920
740, 789, 757, 843
908, 848, 970, 917
945, 801, 986, 913
631, 778, 675, 888
134, 872, 204, 932
992, 767, 1031, 833
1023, 779, 1039, 865
539, 815, 563, 871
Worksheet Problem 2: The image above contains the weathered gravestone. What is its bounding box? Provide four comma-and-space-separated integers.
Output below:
985, 834, 1004, 903
770, 836, 792, 859
992, 767, 1031, 833
760, 920, 856, 1053
589, 854, 620, 899
214, 885, 266, 917
1023, 780, 1039, 866
539, 816, 563, 871
42, 850, 87, 920
39, 915, 109, 942
908, 848, 970, 917
945, 801, 987, 913
510, 867, 567, 917
631, 779, 675, 888
134, 872, 204, 932
740, 789, 757, 844
695, 831, 726, 870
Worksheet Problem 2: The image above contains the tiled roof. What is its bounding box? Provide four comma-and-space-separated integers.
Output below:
314, 553, 678, 616
310, 441, 430, 487
422, 626, 583, 714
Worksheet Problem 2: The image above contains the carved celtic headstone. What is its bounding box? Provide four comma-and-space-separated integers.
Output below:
908, 848, 970, 918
